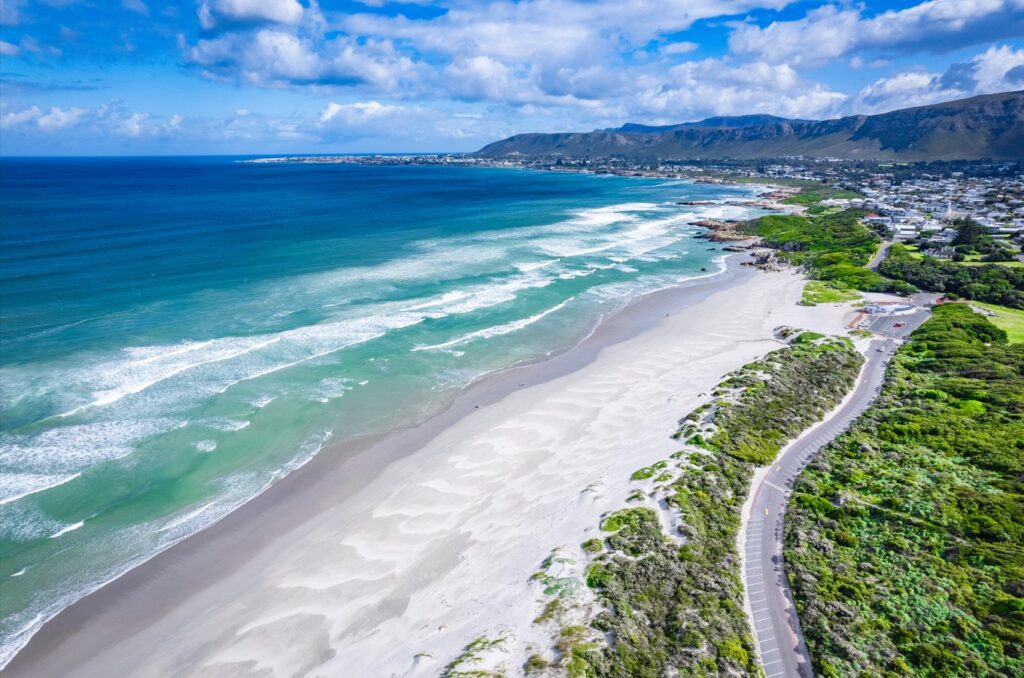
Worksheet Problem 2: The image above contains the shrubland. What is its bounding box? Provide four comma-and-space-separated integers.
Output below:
785, 304, 1024, 677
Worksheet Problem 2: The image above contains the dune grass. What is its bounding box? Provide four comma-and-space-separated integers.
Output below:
801, 281, 863, 306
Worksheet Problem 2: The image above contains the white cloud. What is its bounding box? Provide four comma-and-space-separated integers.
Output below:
662, 41, 699, 56
970, 43, 1024, 91
730, 0, 1024, 67
318, 100, 403, 125
0, 39, 18, 55
634, 58, 847, 120
199, 0, 304, 29
187, 29, 421, 90
854, 44, 1024, 113
857, 71, 950, 111
1, 105, 41, 128
37, 106, 85, 130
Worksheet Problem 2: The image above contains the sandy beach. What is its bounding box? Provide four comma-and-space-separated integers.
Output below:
7, 257, 855, 677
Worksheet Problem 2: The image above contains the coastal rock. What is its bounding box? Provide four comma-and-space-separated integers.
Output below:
692, 219, 758, 243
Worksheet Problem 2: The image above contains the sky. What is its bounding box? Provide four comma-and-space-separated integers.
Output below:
0, 0, 1023, 154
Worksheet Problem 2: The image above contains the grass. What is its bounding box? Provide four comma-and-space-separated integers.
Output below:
969, 301, 1024, 343
782, 188, 861, 206
801, 280, 863, 306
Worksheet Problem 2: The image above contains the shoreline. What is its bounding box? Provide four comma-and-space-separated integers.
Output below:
6, 253, 771, 675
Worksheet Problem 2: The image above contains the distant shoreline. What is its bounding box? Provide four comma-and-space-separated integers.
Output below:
240, 153, 796, 210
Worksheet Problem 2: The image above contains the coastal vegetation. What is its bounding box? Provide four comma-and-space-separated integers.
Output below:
527, 332, 862, 676
781, 187, 861, 206
880, 243, 1024, 308
784, 304, 1024, 677
801, 280, 862, 306
741, 209, 914, 294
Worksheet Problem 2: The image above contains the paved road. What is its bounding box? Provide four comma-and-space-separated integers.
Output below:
867, 239, 894, 270
740, 305, 930, 678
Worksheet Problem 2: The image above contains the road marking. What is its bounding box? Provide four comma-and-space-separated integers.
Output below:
765, 671, 786, 678
762, 659, 782, 668
765, 480, 787, 492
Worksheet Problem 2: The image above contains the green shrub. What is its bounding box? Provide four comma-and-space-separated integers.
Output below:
784, 305, 1024, 677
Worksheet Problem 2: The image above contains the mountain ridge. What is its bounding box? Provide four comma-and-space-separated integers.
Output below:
477, 91, 1024, 161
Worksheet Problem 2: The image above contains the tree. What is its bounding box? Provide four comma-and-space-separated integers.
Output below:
952, 218, 988, 246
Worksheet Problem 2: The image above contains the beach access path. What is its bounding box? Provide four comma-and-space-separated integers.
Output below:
739, 300, 931, 678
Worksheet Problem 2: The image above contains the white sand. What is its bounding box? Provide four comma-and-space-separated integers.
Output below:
31, 269, 856, 678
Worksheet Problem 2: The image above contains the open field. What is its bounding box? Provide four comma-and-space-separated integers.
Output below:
970, 301, 1024, 342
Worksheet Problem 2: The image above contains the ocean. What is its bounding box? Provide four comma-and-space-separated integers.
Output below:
0, 157, 761, 664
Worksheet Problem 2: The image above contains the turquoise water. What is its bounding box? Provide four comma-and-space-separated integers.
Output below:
0, 157, 758, 663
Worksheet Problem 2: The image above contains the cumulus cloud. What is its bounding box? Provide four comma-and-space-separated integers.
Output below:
855, 44, 1024, 113
1, 105, 42, 128
314, 98, 522, 146
0, 101, 189, 140
37, 106, 85, 130
730, 0, 1024, 67
187, 29, 421, 90
636, 58, 847, 120
198, 0, 305, 30
662, 41, 699, 56
318, 100, 403, 125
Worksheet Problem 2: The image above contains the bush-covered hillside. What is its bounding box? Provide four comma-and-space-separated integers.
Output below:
742, 210, 914, 294
785, 304, 1024, 677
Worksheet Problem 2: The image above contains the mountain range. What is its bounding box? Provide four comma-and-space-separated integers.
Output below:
476, 91, 1024, 161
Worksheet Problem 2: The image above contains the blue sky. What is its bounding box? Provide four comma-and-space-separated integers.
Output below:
1, 0, 1022, 154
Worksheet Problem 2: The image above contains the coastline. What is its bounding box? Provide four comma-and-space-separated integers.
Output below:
6, 253, 850, 677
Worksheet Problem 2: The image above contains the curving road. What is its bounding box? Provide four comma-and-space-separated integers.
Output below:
867, 239, 894, 270
740, 303, 930, 678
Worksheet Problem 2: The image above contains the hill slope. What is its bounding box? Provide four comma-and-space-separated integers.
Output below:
477, 91, 1024, 161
